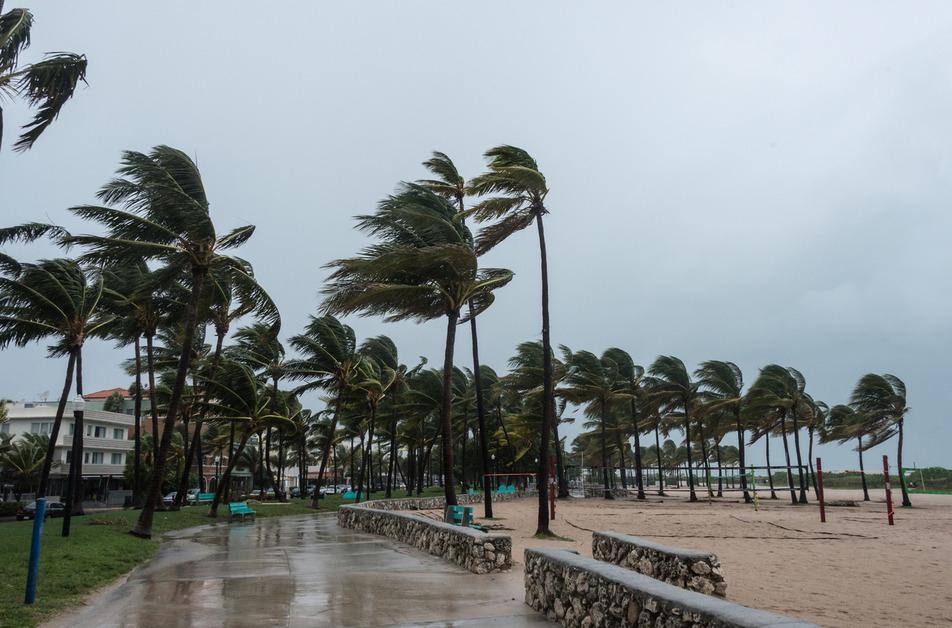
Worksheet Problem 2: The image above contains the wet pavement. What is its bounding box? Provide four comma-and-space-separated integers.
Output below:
55, 514, 549, 627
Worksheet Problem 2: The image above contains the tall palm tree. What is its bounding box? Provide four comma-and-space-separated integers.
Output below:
353, 350, 396, 502
603, 348, 647, 500
0, 2, 87, 151
65, 145, 260, 539
419, 151, 497, 515
645, 356, 702, 502
560, 348, 630, 499
820, 404, 874, 501
0, 257, 111, 503
286, 315, 362, 506
468, 145, 553, 535
322, 184, 512, 506
850, 373, 912, 507
203, 360, 295, 516
695, 360, 751, 503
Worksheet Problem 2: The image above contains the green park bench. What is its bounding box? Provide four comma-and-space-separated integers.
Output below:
341, 490, 358, 500
228, 502, 256, 522
194, 492, 215, 504
446, 505, 474, 527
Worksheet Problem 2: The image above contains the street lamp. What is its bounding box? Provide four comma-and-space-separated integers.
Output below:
62, 396, 85, 537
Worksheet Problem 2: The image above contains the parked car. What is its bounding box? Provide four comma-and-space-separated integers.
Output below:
16, 501, 66, 520
162, 492, 177, 507
289, 486, 301, 498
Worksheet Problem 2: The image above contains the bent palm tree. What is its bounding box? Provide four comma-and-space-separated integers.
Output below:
0, 2, 87, 151
468, 145, 554, 534
850, 374, 912, 507
645, 356, 702, 502
821, 404, 874, 501
322, 184, 513, 506
66, 146, 260, 538
603, 348, 647, 499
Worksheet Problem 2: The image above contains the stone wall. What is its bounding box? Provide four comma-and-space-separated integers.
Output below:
525, 548, 816, 628
358, 489, 528, 512
337, 495, 515, 574
593, 531, 727, 597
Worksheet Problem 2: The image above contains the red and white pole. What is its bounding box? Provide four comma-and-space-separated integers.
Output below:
816, 458, 826, 523
883, 455, 894, 526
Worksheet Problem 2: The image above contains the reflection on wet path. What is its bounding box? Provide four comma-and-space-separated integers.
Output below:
57, 514, 548, 627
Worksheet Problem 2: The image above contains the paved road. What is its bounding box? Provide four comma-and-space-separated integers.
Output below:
56, 514, 549, 627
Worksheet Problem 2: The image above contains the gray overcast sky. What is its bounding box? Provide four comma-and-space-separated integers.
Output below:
1, 2, 950, 471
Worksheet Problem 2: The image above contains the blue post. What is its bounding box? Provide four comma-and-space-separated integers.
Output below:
24, 497, 46, 604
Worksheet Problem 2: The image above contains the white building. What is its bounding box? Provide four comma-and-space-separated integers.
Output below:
3, 400, 134, 499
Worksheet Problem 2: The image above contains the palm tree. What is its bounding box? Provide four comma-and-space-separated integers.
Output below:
468, 145, 554, 535
286, 315, 362, 506
203, 360, 295, 516
353, 349, 396, 502
0, 257, 111, 503
561, 348, 630, 499
696, 361, 751, 503
0, 433, 46, 498
820, 404, 874, 501
645, 356, 702, 502
65, 146, 261, 539
0, 2, 87, 151
850, 374, 912, 507
603, 348, 647, 499
322, 184, 513, 506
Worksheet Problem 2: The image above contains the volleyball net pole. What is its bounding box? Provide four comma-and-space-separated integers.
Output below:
816, 457, 826, 523
883, 455, 895, 526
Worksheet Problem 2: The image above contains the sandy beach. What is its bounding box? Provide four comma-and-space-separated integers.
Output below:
455, 489, 952, 627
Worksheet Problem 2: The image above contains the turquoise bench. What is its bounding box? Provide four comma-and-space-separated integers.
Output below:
194, 492, 215, 504
228, 501, 256, 522
446, 505, 474, 527
342, 490, 357, 500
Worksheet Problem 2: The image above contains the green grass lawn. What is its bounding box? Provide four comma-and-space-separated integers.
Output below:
0, 488, 441, 628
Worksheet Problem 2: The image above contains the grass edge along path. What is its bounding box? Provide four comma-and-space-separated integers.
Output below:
0, 488, 443, 628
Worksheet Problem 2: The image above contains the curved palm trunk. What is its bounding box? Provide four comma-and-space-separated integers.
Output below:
631, 400, 645, 499
778, 415, 797, 505
790, 408, 808, 503
654, 426, 665, 496
310, 388, 344, 508
615, 433, 628, 489
857, 436, 870, 501
209, 429, 251, 517
600, 399, 613, 499
133, 268, 207, 539
684, 405, 697, 502
736, 413, 751, 503
469, 314, 494, 516
440, 310, 459, 506
356, 405, 377, 502
807, 428, 817, 494
133, 335, 143, 508
897, 419, 911, 507
765, 436, 777, 499
535, 213, 553, 535
715, 440, 723, 497
62, 348, 86, 537
698, 428, 713, 498
145, 333, 160, 464
37, 347, 77, 498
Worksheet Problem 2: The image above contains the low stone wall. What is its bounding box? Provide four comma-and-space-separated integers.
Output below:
583, 486, 632, 499
360, 489, 528, 511
593, 531, 727, 597
525, 548, 816, 628
337, 495, 516, 574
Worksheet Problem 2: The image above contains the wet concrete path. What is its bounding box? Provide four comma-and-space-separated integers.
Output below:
56, 514, 549, 627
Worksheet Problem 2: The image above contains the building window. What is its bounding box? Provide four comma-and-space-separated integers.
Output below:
0, 423, 8, 434
84, 452, 90, 463
86, 425, 92, 437
113, 428, 125, 440
111, 453, 123, 465
30, 422, 51, 435
91, 452, 103, 464
68, 423, 74, 436
65, 450, 72, 463
96, 426, 106, 438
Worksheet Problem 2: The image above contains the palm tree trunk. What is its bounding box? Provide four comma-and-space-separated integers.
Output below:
790, 408, 808, 503
856, 436, 870, 501
699, 428, 712, 498
897, 419, 911, 507
70, 347, 85, 516
653, 426, 665, 495
765, 436, 777, 498
616, 433, 628, 489
37, 347, 77, 498
631, 400, 645, 499
460, 408, 469, 492
684, 406, 697, 502
535, 213, 554, 535
468, 315, 494, 515
145, 333, 160, 463
779, 415, 797, 505
553, 415, 569, 498
356, 405, 376, 502
807, 427, 817, 494
439, 310, 460, 506
599, 399, 613, 499
736, 413, 751, 503
405, 445, 415, 497
133, 335, 143, 508
209, 429, 251, 517
133, 268, 207, 539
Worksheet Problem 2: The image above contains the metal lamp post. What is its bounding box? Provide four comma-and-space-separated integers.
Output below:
62, 396, 85, 537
